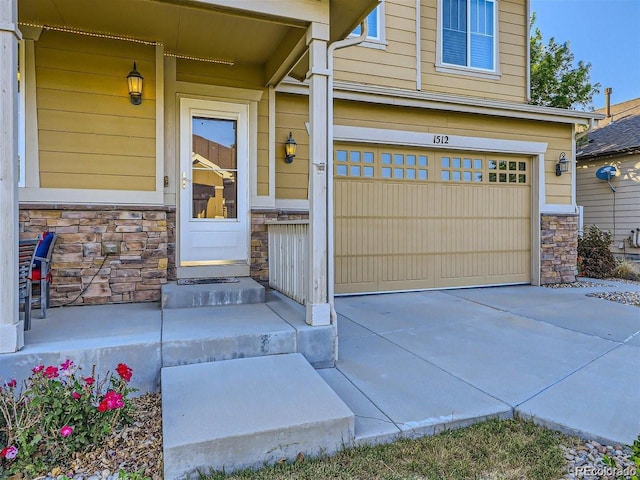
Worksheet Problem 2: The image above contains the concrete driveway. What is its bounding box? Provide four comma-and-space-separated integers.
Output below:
320, 280, 640, 446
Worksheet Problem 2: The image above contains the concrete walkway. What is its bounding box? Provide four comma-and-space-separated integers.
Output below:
8, 278, 639, 453
324, 279, 640, 446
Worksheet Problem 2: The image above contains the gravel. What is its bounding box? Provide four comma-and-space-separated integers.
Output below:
542, 278, 640, 307
542, 281, 611, 288
586, 291, 640, 307
561, 440, 636, 480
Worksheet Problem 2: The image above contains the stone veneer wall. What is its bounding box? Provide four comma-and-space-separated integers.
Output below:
19, 205, 176, 305
540, 214, 578, 284
250, 210, 309, 283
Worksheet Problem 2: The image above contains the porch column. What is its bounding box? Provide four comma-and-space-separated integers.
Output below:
0, 0, 24, 352
305, 23, 331, 326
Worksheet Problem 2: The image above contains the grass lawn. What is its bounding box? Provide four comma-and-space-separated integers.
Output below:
199, 417, 574, 480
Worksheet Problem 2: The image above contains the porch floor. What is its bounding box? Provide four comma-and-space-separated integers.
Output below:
6, 289, 332, 394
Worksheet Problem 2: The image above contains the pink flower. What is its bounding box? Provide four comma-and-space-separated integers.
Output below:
43, 366, 59, 379
97, 390, 124, 412
1, 445, 18, 460
4, 379, 16, 388
116, 363, 133, 382
32, 365, 44, 374
60, 359, 73, 371
60, 426, 73, 438
84, 377, 95, 385
72, 391, 81, 400
60, 358, 74, 376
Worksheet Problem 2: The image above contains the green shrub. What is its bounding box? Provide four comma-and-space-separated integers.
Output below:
0, 360, 136, 477
577, 225, 616, 278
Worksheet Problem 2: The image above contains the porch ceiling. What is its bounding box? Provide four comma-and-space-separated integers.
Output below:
18, 0, 306, 84
18, 0, 378, 85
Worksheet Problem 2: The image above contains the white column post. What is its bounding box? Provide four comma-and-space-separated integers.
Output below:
306, 23, 331, 326
0, 0, 24, 352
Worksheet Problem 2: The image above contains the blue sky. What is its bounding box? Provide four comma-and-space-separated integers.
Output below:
530, 0, 640, 110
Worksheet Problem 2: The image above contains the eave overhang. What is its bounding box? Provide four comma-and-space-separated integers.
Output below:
278, 79, 607, 125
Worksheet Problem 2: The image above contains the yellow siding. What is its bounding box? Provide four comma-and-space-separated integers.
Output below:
421, 0, 527, 102
257, 96, 270, 196
576, 155, 640, 251
176, 59, 264, 90
334, 0, 528, 103
35, 31, 156, 191
334, 0, 417, 90
275, 94, 309, 200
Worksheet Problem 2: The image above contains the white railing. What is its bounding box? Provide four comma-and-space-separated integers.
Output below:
267, 221, 308, 304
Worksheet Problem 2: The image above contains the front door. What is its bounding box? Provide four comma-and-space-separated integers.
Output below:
179, 98, 249, 271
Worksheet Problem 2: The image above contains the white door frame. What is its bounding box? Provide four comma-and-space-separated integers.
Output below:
177, 97, 251, 278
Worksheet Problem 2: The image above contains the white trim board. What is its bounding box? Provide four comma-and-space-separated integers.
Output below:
334, 125, 548, 154
19, 188, 163, 205
275, 199, 309, 211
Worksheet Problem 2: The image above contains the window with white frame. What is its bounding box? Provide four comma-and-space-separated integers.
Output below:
17, 40, 25, 188
351, 3, 385, 44
441, 0, 496, 72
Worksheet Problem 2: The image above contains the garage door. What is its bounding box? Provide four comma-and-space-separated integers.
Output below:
334, 145, 531, 294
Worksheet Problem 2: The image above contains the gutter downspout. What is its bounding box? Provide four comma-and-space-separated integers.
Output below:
575, 117, 595, 143
327, 21, 369, 328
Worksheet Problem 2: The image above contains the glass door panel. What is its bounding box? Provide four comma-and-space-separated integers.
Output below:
191, 117, 238, 220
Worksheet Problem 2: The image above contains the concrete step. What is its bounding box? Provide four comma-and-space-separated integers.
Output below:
162, 353, 354, 480
161, 277, 264, 309
161, 303, 296, 367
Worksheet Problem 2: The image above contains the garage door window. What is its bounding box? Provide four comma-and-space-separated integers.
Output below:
335, 148, 428, 180
335, 149, 375, 177
335, 147, 527, 185
488, 159, 527, 184
441, 156, 483, 182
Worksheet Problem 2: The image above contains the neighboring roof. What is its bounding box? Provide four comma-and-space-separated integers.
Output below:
577, 98, 640, 160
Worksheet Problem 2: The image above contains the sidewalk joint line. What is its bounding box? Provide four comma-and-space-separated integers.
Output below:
514, 342, 623, 409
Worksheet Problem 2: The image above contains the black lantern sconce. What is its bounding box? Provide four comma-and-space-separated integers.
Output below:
284, 132, 297, 164
127, 62, 144, 105
556, 152, 569, 176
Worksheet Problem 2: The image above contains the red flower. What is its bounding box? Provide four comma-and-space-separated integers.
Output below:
4, 379, 16, 388
97, 390, 124, 412
1, 445, 18, 460
32, 365, 44, 374
84, 377, 95, 385
43, 366, 59, 379
116, 363, 133, 382
60, 425, 73, 437
72, 391, 81, 400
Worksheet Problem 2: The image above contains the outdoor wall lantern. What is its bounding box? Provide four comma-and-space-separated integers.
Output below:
556, 152, 569, 176
127, 62, 144, 105
284, 132, 297, 163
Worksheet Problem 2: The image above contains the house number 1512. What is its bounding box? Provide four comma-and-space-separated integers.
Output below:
433, 135, 449, 144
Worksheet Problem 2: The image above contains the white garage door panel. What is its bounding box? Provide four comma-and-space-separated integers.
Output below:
334, 146, 531, 294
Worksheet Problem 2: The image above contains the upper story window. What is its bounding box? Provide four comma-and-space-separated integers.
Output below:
440, 0, 497, 73
351, 3, 386, 47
